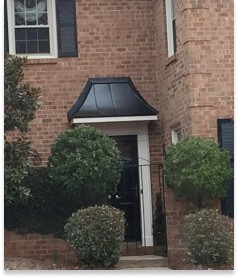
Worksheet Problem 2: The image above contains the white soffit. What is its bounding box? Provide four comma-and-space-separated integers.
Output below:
71, 115, 157, 125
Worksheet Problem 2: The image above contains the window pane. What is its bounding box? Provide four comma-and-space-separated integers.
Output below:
39, 41, 50, 53
37, 0, 47, 12
38, 13, 48, 25
15, 13, 25, 25
16, 41, 27, 53
15, 28, 26, 40
27, 41, 38, 53
27, 28, 38, 40
26, 13, 37, 25
26, 0, 37, 9
15, 0, 25, 12
38, 28, 49, 40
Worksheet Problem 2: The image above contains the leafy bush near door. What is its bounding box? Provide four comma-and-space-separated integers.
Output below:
4, 167, 71, 238
48, 125, 122, 208
4, 55, 41, 206
5, 125, 122, 239
65, 205, 125, 267
184, 209, 234, 266
163, 136, 232, 208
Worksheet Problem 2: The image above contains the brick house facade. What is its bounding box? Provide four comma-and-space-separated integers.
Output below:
5, 0, 234, 265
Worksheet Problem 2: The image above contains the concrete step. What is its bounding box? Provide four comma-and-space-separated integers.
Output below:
117, 255, 169, 269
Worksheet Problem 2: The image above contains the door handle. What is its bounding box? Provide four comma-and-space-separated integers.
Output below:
116, 195, 123, 199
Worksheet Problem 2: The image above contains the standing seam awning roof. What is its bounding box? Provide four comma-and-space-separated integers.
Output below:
67, 77, 158, 122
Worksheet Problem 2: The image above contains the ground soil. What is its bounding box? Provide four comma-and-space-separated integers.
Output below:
169, 258, 234, 270
4, 257, 234, 270
4, 257, 117, 270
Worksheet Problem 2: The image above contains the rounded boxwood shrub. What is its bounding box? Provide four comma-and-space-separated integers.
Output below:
64, 205, 125, 267
184, 209, 234, 266
48, 125, 122, 208
163, 136, 232, 208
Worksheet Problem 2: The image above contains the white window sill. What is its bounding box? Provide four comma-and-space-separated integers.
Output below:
14, 54, 57, 60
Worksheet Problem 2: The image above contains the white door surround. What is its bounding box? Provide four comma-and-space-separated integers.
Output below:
83, 121, 154, 247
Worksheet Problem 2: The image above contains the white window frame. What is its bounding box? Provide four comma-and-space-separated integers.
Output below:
165, 0, 176, 57
7, 0, 58, 58
171, 128, 181, 144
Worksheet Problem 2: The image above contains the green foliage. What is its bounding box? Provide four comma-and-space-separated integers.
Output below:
153, 193, 166, 245
5, 167, 71, 238
4, 55, 41, 206
48, 125, 122, 207
64, 205, 125, 267
163, 136, 232, 208
4, 56, 40, 133
4, 140, 40, 206
184, 209, 234, 266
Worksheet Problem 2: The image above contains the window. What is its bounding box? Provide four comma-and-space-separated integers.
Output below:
5, 0, 78, 58
171, 128, 181, 144
165, 0, 176, 57
7, 0, 57, 57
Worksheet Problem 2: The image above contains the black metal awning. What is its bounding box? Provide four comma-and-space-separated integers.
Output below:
67, 77, 158, 123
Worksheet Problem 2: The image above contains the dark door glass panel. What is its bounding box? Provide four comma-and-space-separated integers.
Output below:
110, 135, 141, 241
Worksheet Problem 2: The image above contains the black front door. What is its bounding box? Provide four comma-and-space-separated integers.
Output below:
110, 135, 141, 241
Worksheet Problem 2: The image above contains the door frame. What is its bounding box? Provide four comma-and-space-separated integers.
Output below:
90, 121, 154, 246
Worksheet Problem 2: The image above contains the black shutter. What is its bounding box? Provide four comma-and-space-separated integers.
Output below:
218, 119, 234, 218
4, 0, 9, 55
56, 0, 78, 57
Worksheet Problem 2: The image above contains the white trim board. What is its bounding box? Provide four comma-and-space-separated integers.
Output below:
71, 115, 157, 124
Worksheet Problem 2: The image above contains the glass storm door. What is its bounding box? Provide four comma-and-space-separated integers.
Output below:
110, 135, 141, 241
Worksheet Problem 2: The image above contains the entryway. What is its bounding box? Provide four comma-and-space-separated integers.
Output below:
67, 77, 158, 249
109, 135, 141, 242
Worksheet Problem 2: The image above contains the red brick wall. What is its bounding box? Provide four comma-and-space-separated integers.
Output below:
17, 0, 160, 166
4, 230, 76, 262
6, 0, 234, 266
153, 0, 234, 266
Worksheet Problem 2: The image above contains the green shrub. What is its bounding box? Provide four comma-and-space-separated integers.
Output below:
184, 209, 234, 266
153, 193, 166, 246
65, 205, 125, 267
5, 167, 72, 238
48, 125, 122, 208
4, 56, 41, 206
163, 136, 232, 208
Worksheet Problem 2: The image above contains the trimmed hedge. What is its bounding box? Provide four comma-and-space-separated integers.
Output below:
48, 125, 122, 208
184, 209, 234, 266
65, 205, 125, 267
